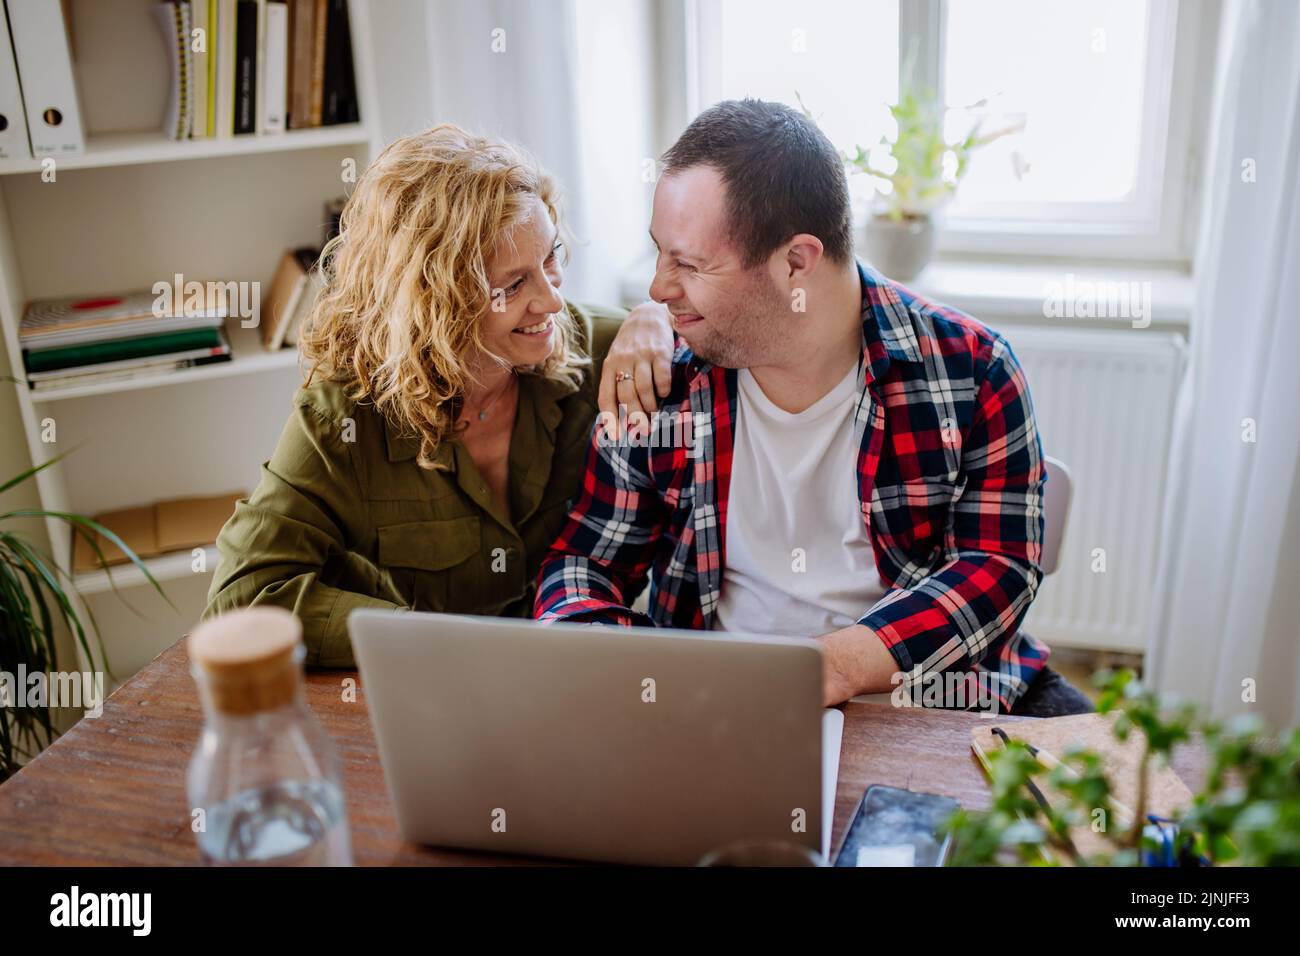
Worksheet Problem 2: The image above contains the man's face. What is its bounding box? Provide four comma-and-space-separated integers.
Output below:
648, 166, 788, 368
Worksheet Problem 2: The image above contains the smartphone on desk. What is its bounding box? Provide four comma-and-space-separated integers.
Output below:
833, 785, 959, 867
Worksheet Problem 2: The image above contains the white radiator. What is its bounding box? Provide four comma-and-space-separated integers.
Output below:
1008, 328, 1186, 653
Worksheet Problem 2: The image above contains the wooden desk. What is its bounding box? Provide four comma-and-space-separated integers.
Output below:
0, 640, 1195, 866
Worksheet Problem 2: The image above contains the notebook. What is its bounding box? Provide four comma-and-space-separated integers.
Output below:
972, 713, 1195, 861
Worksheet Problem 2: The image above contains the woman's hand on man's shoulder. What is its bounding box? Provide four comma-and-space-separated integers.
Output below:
598, 301, 675, 437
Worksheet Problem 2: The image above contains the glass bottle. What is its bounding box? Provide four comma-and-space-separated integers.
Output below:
186, 606, 352, 865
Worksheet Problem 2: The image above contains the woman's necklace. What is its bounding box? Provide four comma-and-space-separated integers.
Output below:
466, 370, 517, 424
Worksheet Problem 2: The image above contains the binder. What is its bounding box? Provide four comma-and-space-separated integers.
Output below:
262, 0, 287, 132
0, 5, 31, 161
253, 0, 266, 133
6, 0, 85, 157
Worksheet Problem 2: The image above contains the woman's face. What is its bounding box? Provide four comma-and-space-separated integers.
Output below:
479, 195, 565, 370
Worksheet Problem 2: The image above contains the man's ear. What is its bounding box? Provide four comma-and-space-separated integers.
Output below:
783, 234, 825, 279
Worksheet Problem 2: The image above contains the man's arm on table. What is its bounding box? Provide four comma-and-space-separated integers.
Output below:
816, 339, 1045, 706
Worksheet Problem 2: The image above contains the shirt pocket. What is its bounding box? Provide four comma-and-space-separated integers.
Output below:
376, 516, 481, 610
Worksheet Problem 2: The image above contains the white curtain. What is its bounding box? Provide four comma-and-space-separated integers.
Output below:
1146, 0, 1300, 727
421, 0, 594, 298
365, 0, 659, 305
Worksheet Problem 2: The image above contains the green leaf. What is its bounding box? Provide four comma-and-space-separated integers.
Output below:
5, 509, 175, 613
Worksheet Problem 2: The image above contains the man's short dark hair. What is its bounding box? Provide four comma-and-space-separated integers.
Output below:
660, 98, 853, 269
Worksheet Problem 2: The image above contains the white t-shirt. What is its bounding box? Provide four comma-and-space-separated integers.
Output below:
714, 360, 885, 637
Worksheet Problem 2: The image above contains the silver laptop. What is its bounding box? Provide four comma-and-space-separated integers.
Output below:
349, 610, 843, 866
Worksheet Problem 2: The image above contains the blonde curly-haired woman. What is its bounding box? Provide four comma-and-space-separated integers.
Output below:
203, 125, 674, 667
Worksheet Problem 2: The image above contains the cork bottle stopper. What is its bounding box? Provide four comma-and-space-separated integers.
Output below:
188, 607, 303, 715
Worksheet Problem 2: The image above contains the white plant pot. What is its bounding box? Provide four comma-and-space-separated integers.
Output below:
862, 215, 936, 282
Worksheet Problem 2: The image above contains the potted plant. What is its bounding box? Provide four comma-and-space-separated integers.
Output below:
0, 454, 167, 782
842, 90, 1022, 281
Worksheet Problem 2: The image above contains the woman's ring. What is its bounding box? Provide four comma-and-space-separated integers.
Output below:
616, 370, 634, 383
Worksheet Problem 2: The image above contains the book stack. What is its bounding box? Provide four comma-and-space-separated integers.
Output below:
154, 0, 359, 141
20, 290, 231, 393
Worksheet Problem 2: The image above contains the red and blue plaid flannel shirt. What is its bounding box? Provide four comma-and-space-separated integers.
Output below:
536, 261, 1050, 710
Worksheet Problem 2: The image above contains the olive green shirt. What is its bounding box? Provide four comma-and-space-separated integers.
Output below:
203, 302, 624, 667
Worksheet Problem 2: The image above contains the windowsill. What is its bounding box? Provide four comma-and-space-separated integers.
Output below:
618, 253, 1195, 332
909, 258, 1194, 331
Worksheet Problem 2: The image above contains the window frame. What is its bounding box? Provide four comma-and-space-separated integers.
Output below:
664, 0, 1220, 265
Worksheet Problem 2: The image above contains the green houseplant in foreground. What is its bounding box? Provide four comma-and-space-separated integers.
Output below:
944, 670, 1300, 866
0, 454, 169, 782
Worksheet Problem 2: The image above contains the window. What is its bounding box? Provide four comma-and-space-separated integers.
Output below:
945, 0, 1156, 213
691, 0, 899, 224
681, 0, 1214, 262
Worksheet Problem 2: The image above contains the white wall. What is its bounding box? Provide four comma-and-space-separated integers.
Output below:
367, 0, 435, 139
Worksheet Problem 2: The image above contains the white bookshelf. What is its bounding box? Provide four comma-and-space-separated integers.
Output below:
74, 547, 219, 597
0, 123, 373, 176
0, 0, 384, 683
